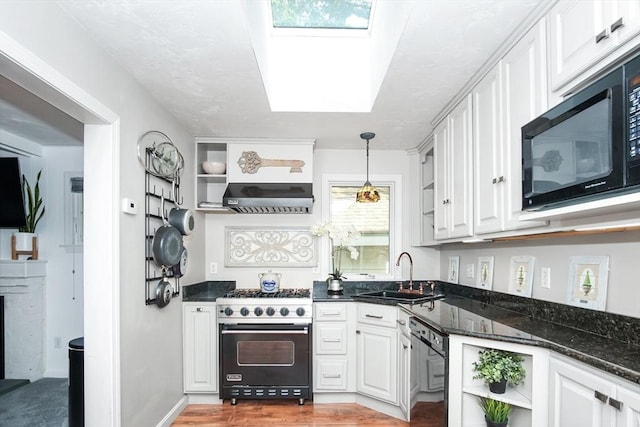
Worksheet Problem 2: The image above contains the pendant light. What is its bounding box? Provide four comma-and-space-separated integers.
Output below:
356, 132, 380, 203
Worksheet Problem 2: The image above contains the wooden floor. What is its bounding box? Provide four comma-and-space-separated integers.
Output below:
172, 401, 444, 426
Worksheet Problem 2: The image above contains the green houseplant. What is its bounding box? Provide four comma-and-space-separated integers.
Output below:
19, 170, 45, 233
478, 397, 511, 427
472, 348, 525, 394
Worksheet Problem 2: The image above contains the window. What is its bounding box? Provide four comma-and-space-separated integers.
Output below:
322, 175, 401, 279
270, 0, 374, 30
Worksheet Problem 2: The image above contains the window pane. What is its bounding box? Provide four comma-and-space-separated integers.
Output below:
330, 185, 389, 275
271, 0, 373, 29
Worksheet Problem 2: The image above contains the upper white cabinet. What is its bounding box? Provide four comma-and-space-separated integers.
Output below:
195, 138, 228, 212
548, 354, 640, 427
433, 95, 474, 240
473, 20, 549, 235
416, 142, 435, 245
548, 0, 640, 92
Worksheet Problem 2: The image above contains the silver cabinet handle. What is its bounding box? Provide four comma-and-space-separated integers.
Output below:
611, 17, 624, 33
365, 314, 383, 319
595, 29, 609, 43
196, 307, 203, 312
323, 373, 342, 378
397, 320, 406, 326
403, 344, 408, 349
321, 338, 341, 342
594, 390, 608, 403
498, 175, 505, 183
492, 177, 498, 184
356, 330, 361, 334
608, 397, 622, 410
321, 311, 341, 316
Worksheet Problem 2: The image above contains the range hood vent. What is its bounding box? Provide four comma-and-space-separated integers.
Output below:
223, 183, 314, 214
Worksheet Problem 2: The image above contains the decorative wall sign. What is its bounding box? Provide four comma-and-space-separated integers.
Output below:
225, 227, 317, 267
508, 256, 535, 297
567, 256, 609, 311
476, 256, 494, 290
448, 256, 460, 284
237, 151, 305, 174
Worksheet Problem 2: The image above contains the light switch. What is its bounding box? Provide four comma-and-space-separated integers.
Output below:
541, 267, 551, 289
466, 264, 474, 279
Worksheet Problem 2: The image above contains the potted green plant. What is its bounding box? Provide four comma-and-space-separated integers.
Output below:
13, 170, 45, 255
472, 348, 525, 394
478, 397, 511, 427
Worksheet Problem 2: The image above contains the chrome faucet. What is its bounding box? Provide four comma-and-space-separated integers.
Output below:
396, 252, 413, 291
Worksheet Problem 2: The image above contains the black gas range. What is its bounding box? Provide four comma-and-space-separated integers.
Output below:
217, 288, 313, 324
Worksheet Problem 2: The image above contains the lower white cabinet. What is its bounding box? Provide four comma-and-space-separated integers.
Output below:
398, 332, 411, 418
313, 302, 356, 393
183, 302, 218, 393
356, 303, 398, 404
549, 354, 640, 427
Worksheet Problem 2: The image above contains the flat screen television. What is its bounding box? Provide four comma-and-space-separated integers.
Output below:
0, 157, 27, 228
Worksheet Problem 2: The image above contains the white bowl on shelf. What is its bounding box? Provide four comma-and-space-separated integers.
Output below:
202, 161, 226, 174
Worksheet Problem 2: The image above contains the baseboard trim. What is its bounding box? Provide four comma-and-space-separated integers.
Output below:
156, 395, 188, 427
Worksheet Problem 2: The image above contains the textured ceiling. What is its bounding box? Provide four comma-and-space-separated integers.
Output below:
3, 0, 546, 150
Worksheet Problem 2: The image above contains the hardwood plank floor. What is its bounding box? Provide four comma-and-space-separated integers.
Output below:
172, 401, 444, 427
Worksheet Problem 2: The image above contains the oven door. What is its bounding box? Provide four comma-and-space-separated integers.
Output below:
219, 323, 312, 401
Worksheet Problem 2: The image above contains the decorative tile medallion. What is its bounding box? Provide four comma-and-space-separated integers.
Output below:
225, 227, 317, 267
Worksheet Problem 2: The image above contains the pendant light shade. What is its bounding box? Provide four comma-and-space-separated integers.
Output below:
356, 132, 380, 203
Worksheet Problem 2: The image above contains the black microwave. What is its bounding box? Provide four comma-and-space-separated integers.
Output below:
522, 54, 640, 210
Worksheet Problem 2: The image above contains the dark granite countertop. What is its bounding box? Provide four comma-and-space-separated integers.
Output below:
313, 281, 640, 385
181, 281, 236, 302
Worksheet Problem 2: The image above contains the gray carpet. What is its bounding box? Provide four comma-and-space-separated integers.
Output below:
0, 378, 67, 427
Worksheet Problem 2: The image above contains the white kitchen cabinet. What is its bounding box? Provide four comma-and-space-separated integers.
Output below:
313, 302, 356, 393
183, 302, 218, 393
548, 0, 640, 92
398, 332, 411, 419
549, 354, 640, 427
356, 303, 398, 404
448, 335, 549, 427
433, 95, 474, 240
473, 20, 548, 235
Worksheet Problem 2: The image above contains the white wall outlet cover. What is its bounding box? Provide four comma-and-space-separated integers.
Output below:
541, 267, 551, 289
209, 262, 218, 274
466, 264, 474, 279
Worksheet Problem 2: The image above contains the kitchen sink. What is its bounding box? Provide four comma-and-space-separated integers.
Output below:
356, 290, 445, 303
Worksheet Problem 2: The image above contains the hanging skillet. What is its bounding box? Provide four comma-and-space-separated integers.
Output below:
155, 273, 173, 308
152, 196, 184, 268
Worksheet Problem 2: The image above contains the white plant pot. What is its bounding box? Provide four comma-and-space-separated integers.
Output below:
13, 232, 37, 251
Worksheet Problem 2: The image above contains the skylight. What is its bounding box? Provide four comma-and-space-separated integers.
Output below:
270, 0, 373, 30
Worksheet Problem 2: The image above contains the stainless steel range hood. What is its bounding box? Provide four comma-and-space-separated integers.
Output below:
222, 183, 314, 214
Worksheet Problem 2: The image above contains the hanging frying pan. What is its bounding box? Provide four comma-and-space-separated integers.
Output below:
155, 275, 173, 308
152, 196, 184, 268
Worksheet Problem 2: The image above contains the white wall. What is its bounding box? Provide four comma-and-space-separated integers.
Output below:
204, 147, 439, 286
1, 2, 206, 426
439, 230, 640, 318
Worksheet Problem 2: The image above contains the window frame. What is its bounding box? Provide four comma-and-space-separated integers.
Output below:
320, 173, 402, 281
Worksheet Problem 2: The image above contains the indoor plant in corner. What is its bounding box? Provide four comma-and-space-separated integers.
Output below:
478, 397, 511, 427
472, 348, 525, 394
13, 170, 45, 258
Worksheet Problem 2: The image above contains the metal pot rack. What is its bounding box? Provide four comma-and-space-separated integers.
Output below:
141, 133, 184, 306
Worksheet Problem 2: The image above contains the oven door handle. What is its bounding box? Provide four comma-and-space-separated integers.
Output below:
221, 328, 309, 335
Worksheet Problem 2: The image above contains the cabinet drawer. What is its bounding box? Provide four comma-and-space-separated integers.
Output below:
357, 303, 397, 328
315, 323, 347, 354
314, 303, 347, 321
315, 358, 348, 390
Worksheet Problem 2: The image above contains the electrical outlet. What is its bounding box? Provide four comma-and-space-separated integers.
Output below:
466, 264, 474, 279
209, 262, 218, 274
541, 267, 551, 289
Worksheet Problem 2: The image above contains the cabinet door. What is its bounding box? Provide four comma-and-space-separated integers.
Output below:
433, 120, 450, 240
447, 95, 474, 239
183, 303, 217, 393
500, 19, 549, 232
398, 333, 411, 420
315, 323, 347, 354
548, 0, 609, 90
549, 356, 616, 427
473, 66, 503, 234
356, 324, 398, 404
315, 358, 349, 391
616, 384, 640, 427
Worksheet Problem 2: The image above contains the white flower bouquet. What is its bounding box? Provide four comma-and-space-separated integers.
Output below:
311, 222, 360, 280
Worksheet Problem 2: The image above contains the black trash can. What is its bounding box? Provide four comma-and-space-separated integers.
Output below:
69, 337, 84, 427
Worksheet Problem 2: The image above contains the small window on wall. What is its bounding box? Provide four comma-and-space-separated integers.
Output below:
326, 178, 399, 279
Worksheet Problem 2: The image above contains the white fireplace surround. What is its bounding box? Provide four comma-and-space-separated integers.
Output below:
0, 260, 46, 382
